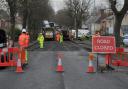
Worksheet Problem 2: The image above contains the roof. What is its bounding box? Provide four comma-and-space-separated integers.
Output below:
85, 15, 100, 24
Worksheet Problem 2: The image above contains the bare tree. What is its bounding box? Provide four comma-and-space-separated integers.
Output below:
109, 0, 128, 47
55, 9, 74, 27
21, 0, 28, 29
6, 0, 17, 41
26, 0, 55, 40
65, 0, 91, 38
0, 0, 8, 10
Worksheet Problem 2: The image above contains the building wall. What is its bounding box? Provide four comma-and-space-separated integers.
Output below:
91, 23, 100, 34
122, 14, 128, 25
100, 14, 128, 35
0, 19, 10, 31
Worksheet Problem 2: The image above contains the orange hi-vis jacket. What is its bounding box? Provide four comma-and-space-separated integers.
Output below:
25, 34, 30, 47
18, 33, 27, 48
56, 33, 60, 42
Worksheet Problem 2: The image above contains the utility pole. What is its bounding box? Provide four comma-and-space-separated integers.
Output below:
94, 0, 96, 34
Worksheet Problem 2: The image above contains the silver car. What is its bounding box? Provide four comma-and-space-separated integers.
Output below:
123, 35, 128, 46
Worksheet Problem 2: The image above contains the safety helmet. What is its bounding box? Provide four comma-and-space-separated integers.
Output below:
22, 29, 26, 33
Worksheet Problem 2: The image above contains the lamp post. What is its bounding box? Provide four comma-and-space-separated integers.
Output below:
94, 0, 96, 34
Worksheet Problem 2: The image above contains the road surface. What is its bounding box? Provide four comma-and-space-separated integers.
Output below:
0, 41, 128, 89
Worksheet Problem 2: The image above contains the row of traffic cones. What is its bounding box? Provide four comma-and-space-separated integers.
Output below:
16, 52, 95, 73
16, 52, 94, 73
56, 52, 95, 73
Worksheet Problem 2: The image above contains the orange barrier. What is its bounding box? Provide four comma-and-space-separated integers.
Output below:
0, 47, 26, 73
106, 48, 128, 67
0, 48, 19, 67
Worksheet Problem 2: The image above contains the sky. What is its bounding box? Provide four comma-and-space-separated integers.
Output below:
50, 0, 109, 12
50, 0, 65, 12
50, 0, 124, 12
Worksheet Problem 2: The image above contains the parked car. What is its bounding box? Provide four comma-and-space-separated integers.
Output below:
123, 34, 128, 46
86, 32, 92, 38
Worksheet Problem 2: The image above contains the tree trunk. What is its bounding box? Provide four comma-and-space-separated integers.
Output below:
114, 15, 123, 47
10, 16, 15, 41
10, 7, 16, 41
22, 0, 28, 29
6, 0, 16, 42
74, 16, 78, 39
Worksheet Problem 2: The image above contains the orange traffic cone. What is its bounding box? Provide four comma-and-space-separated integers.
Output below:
56, 58, 64, 72
16, 58, 23, 73
87, 53, 95, 73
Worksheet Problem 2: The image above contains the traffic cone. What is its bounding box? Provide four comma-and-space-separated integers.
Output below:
16, 58, 23, 73
87, 53, 95, 73
56, 58, 64, 72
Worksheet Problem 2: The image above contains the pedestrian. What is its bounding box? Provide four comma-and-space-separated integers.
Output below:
37, 33, 44, 48
60, 33, 63, 44
18, 28, 28, 64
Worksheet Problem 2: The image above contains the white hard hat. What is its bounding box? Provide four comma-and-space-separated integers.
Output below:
22, 29, 26, 32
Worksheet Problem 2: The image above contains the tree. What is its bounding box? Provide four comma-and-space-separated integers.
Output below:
109, 0, 128, 47
26, 0, 55, 40
0, 0, 8, 11
0, 0, 54, 41
55, 9, 74, 27
65, 0, 91, 38
6, 0, 17, 41
21, 0, 28, 29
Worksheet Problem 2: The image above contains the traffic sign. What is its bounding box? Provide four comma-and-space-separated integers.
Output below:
92, 36, 116, 53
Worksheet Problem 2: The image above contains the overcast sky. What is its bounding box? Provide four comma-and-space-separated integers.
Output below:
50, 0, 109, 12
50, 0, 65, 12
50, 0, 124, 12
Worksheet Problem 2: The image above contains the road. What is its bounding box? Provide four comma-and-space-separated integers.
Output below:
0, 41, 128, 89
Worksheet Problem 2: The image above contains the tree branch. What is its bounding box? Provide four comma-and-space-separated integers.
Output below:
120, 0, 128, 14
109, 0, 118, 14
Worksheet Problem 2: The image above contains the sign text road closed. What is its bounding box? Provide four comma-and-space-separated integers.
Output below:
92, 36, 116, 53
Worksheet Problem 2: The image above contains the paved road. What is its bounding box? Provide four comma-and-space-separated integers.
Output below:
0, 41, 128, 89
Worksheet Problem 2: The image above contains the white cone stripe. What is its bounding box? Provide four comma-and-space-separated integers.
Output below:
17, 59, 21, 67
58, 58, 62, 66
89, 60, 93, 66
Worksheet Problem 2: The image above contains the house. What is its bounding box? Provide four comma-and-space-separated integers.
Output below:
100, 12, 128, 36
85, 8, 108, 35
0, 10, 10, 31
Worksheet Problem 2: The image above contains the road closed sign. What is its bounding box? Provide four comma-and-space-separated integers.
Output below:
92, 36, 116, 53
